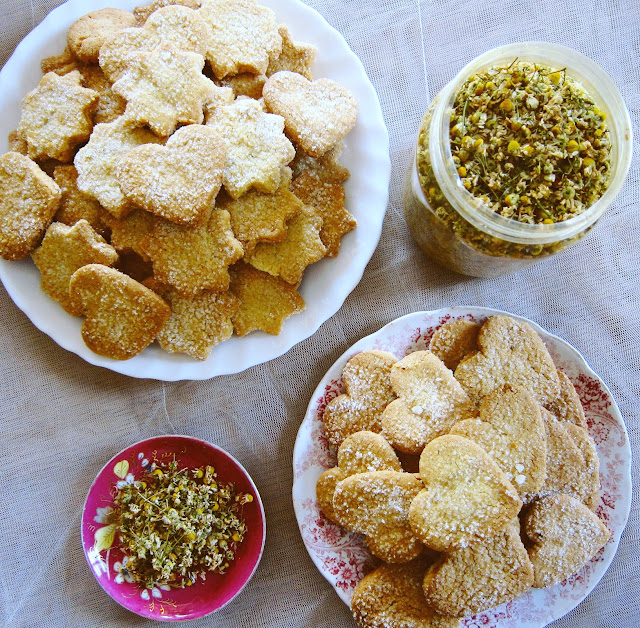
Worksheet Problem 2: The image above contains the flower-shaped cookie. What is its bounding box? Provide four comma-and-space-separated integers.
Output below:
380, 350, 475, 454
197, 0, 282, 79
322, 350, 398, 448
17, 71, 99, 162
74, 117, 162, 218
32, 220, 118, 314
207, 98, 295, 198
142, 209, 243, 296
118, 124, 226, 225
112, 45, 217, 137
0, 153, 61, 261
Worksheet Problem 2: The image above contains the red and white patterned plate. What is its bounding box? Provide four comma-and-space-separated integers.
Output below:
292, 307, 631, 627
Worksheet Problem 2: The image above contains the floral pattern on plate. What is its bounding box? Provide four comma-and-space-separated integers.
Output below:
292, 307, 631, 627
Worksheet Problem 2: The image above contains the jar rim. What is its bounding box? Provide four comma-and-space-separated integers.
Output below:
428, 42, 633, 245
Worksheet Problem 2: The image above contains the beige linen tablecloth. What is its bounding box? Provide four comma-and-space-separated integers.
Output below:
1, 1, 638, 626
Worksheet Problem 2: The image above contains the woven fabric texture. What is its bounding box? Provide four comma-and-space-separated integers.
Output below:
1, 0, 639, 627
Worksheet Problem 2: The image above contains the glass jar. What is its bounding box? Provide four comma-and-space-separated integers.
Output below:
403, 42, 632, 278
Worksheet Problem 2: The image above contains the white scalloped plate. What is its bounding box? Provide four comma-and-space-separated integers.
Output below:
0, 0, 390, 380
292, 307, 632, 627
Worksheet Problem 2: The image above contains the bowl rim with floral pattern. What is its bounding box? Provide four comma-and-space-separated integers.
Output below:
81, 434, 266, 621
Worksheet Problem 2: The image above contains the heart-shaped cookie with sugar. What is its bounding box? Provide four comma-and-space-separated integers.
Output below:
69, 264, 171, 360
263, 71, 358, 157
422, 524, 533, 617
380, 351, 476, 454
322, 350, 398, 448
117, 125, 226, 226
454, 315, 560, 406
316, 431, 402, 523
409, 435, 522, 552
351, 557, 461, 628
449, 384, 547, 498
333, 470, 424, 563
522, 494, 610, 588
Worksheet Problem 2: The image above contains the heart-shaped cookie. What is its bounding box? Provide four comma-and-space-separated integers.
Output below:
454, 315, 560, 405
69, 264, 171, 360
380, 351, 475, 454
449, 384, 547, 498
263, 71, 358, 157
522, 494, 610, 588
409, 435, 522, 551
316, 431, 401, 523
333, 470, 424, 563
351, 557, 460, 628
322, 350, 398, 447
118, 124, 226, 226
422, 524, 533, 617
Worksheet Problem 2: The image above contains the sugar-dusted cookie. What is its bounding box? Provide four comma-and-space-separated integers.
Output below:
563, 423, 601, 511
67, 8, 136, 63
449, 384, 547, 498
454, 315, 560, 405
381, 351, 475, 454
409, 435, 522, 552
112, 45, 217, 137
69, 264, 171, 360
144, 279, 238, 360
53, 165, 109, 238
7, 130, 28, 155
218, 170, 302, 252
522, 494, 610, 588
77, 64, 127, 125
316, 430, 402, 524
531, 409, 592, 506
428, 319, 480, 371
118, 124, 226, 225
217, 72, 266, 100
544, 370, 587, 429
134, 0, 202, 25
103, 209, 155, 260
290, 141, 350, 184
333, 470, 424, 563
244, 204, 326, 284
142, 209, 243, 296
207, 98, 295, 198
351, 558, 460, 628
322, 350, 398, 448
263, 71, 358, 157
422, 524, 533, 617
100, 5, 210, 82
0, 152, 61, 260
197, 0, 282, 79
74, 117, 163, 219
41, 47, 78, 75
266, 25, 316, 80
228, 261, 305, 336
32, 220, 118, 315
290, 171, 355, 257
17, 71, 98, 162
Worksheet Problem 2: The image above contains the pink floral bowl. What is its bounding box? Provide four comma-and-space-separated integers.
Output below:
292, 307, 632, 627
82, 435, 266, 621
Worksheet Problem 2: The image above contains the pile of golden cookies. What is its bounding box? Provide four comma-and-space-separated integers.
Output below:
0, 0, 358, 360
317, 315, 609, 627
